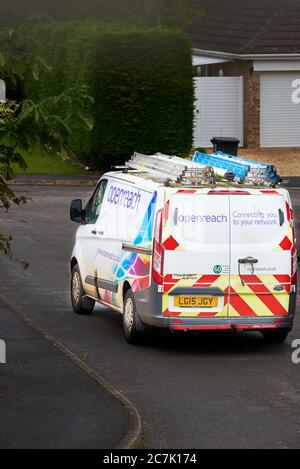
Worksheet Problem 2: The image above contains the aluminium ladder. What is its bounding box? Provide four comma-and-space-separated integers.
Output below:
125, 152, 280, 187
125, 152, 215, 185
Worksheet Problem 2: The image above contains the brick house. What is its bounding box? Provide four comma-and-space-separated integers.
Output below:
187, 0, 300, 149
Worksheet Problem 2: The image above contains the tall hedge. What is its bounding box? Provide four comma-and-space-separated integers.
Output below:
25, 22, 194, 167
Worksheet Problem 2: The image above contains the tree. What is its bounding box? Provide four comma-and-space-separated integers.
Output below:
0, 27, 94, 257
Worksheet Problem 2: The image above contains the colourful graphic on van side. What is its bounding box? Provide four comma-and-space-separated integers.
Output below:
110, 191, 157, 300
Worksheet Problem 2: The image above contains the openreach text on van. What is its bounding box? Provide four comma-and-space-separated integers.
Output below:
178, 213, 228, 223
107, 185, 141, 211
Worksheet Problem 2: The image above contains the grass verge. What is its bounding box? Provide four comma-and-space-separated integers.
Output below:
11, 152, 88, 176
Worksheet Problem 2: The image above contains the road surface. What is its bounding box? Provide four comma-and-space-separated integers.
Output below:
1, 185, 300, 448
0, 302, 127, 449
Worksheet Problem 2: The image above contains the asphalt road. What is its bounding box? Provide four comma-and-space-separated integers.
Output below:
0, 302, 127, 449
1, 185, 300, 449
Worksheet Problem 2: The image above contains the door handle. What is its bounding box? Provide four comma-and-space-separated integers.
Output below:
278, 208, 284, 226
92, 230, 104, 236
238, 257, 258, 264
238, 257, 258, 286
174, 207, 178, 226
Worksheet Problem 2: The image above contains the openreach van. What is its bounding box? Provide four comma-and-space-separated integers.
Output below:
70, 152, 297, 344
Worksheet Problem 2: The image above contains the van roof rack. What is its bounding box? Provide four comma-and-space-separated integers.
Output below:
126, 152, 217, 186
125, 152, 281, 187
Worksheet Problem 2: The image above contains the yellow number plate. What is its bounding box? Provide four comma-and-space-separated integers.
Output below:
174, 296, 218, 308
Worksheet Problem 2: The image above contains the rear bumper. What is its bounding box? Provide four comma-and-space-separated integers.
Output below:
140, 315, 294, 331
169, 317, 294, 331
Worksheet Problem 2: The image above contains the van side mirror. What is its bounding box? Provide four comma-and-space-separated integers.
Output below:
70, 199, 84, 223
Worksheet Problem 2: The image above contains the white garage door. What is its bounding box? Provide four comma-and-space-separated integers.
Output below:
194, 77, 244, 148
260, 72, 300, 147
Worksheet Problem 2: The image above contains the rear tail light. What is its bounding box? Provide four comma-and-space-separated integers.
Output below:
152, 209, 164, 284
291, 215, 297, 285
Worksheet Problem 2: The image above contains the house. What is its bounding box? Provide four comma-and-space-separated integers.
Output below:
186, 0, 300, 149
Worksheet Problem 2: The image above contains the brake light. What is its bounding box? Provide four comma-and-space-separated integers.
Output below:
291, 220, 297, 285
152, 209, 164, 284
207, 190, 250, 195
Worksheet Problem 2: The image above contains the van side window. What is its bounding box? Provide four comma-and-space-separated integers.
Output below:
86, 179, 108, 224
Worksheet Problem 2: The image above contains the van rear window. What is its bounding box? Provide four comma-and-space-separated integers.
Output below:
169, 193, 287, 249
230, 195, 287, 245
170, 194, 230, 247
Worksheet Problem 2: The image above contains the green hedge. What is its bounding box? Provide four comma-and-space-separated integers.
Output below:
25, 22, 194, 167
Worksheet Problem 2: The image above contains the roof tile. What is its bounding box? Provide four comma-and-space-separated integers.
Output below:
187, 0, 300, 55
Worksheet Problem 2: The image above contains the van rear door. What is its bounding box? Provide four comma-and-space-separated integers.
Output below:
163, 191, 230, 318
229, 192, 292, 318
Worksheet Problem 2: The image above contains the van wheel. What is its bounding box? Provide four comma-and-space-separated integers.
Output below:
262, 329, 290, 344
71, 265, 95, 315
123, 290, 146, 344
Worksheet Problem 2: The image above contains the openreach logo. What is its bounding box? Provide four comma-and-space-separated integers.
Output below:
107, 185, 141, 211
291, 339, 300, 364
0, 339, 6, 364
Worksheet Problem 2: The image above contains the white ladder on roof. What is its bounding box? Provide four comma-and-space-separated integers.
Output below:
125, 152, 214, 185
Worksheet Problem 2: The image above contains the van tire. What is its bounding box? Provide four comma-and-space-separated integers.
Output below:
71, 264, 95, 315
123, 290, 146, 344
262, 328, 290, 344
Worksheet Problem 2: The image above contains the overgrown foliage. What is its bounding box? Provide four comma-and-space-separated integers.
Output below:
0, 27, 94, 256
25, 22, 194, 167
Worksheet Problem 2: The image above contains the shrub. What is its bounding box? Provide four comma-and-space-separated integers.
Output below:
24, 22, 194, 167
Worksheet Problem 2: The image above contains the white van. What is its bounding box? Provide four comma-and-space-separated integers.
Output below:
70, 160, 297, 344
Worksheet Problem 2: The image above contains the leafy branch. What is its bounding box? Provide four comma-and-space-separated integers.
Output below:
0, 25, 94, 259
0, 26, 52, 85
0, 87, 94, 256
